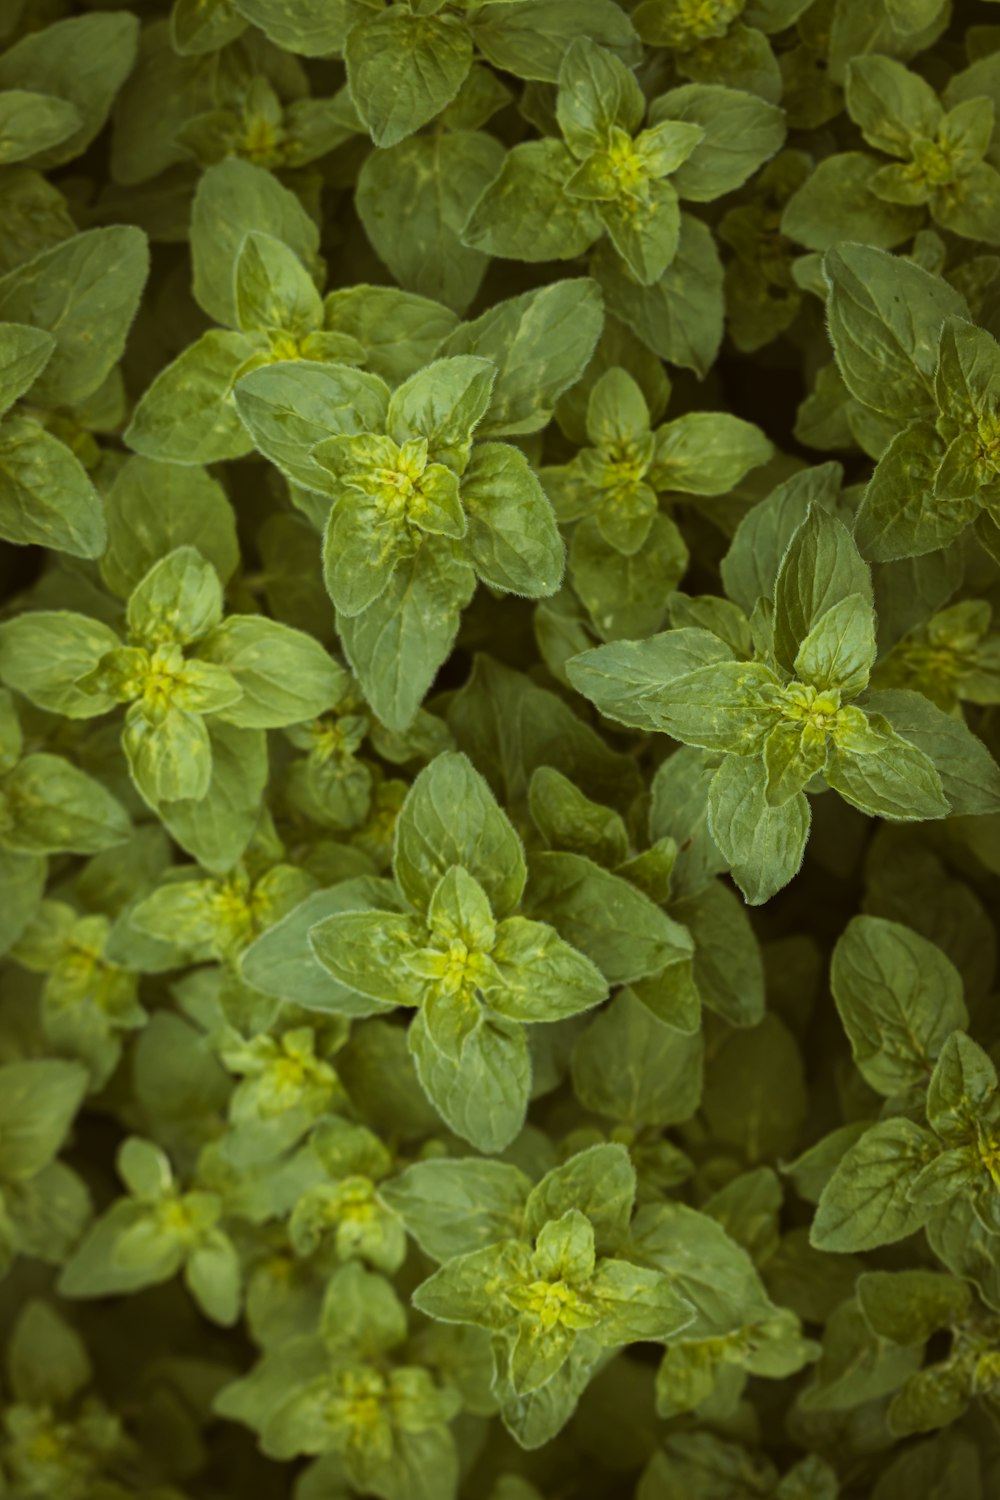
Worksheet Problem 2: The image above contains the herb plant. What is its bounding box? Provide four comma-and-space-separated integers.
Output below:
3, 2, 1000, 1499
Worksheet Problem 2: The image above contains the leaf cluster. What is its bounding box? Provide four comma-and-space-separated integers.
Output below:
3, 3, 1000, 1500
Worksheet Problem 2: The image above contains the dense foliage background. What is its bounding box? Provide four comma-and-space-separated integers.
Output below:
3, 0, 1000, 1496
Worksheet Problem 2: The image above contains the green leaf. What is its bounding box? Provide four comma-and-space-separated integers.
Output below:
528, 766, 628, 867
234, 360, 390, 492
413, 1237, 528, 1329
925, 1193, 1000, 1318
571, 986, 703, 1127
0, 693, 25, 779
125, 330, 257, 466
811, 1118, 938, 1252
831, 917, 968, 1098
721, 463, 843, 615
0, 611, 121, 719
471, 0, 640, 84
336, 539, 476, 733
117, 1137, 172, 1199
571, 513, 689, 642
0, 12, 138, 169
233, 230, 323, 336
773, 504, 873, 674
106, 19, 213, 184
781, 152, 923, 254
800, 1297, 922, 1412
627, 959, 700, 1034
308, 909, 423, 1010
489, 915, 608, 1021
525, 850, 693, 983
101, 456, 239, 601
2, 754, 131, 856
826, 710, 950, 821
794, 594, 877, 697
386, 355, 495, 464
156, 721, 267, 874
241, 885, 398, 1019
862, 687, 1000, 817
632, 1199, 774, 1334
594, 214, 724, 378
870, 548, 965, 659
648, 749, 726, 898
925, 1031, 998, 1142
186, 1228, 241, 1326
439, 279, 605, 438
356, 130, 504, 315
555, 36, 645, 154
190, 159, 321, 328
0, 226, 148, 407
0, 169, 74, 282
172, 0, 248, 54
7, 1300, 92, 1407
591, 1258, 695, 1345
508, 1312, 578, 1399
652, 410, 772, 496
58, 1198, 182, 1299
394, 751, 526, 918
448, 654, 642, 821
126, 545, 222, 649
567, 628, 735, 732
935, 314, 1000, 428
702, 1013, 807, 1162
708, 753, 811, 906
649, 84, 786, 201
854, 422, 975, 563
907, 1148, 978, 1211
887, 1362, 971, 1438
346, 10, 472, 147
460, 441, 564, 596
319, 475, 409, 619
762, 720, 826, 808
197, 617, 342, 729
492, 1330, 603, 1449
632, 659, 783, 752
524, 1142, 636, 1246
408, 1006, 532, 1153
0, 847, 46, 959
673, 878, 765, 1026
380, 1158, 531, 1262
597, 182, 683, 289
231, 0, 356, 53
823, 244, 968, 423
0, 415, 105, 558
0, 322, 54, 416
934, 160, 1000, 243
0, 91, 80, 166
845, 55, 941, 156
8, 1161, 91, 1273
0, 1059, 87, 1182
324, 285, 459, 385
585, 365, 652, 448
856, 1269, 971, 1347
464, 140, 602, 263
870, 1430, 982, 1499
123, 703, 213, 806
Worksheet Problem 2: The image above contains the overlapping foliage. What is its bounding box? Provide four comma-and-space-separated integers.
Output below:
3, 0, 1000, 1497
